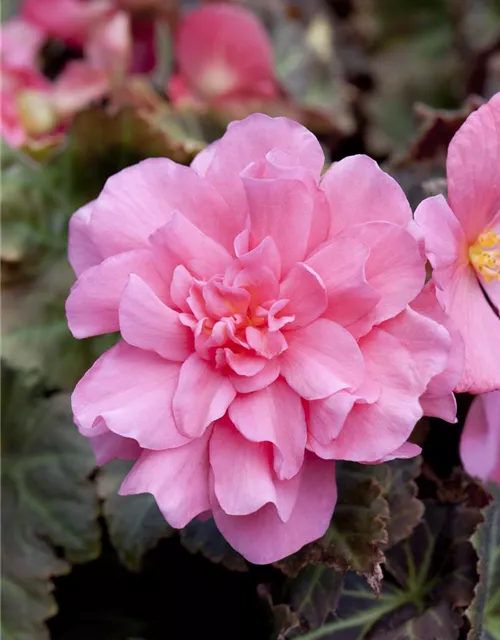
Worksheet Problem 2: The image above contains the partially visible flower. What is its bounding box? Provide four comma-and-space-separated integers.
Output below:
22, 0, 114, 47
1, 65, 54, 147
168, 3, 279, 107
0, 61, 109, 148
21, 0, 154, 75
66, 114, 454, 563
460, 391, 500, 485
0, 17, 45, 69
415, 92, 500, 393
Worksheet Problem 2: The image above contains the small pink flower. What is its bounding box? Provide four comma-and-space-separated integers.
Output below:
168, 3, 279, 107
460, 391, 500, 485
22, 0, 114, 47
1, 65, 53, 147
0, 61, 109, 148
21, 0, 149, 76
0, 17, 45, 69
415, 92, 500, 393
67, 114, 455, 563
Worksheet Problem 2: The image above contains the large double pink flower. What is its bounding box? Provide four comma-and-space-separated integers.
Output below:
415, 92, 500, 393
67, 114, 457, 563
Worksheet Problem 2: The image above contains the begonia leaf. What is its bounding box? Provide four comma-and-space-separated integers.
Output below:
0, 366, 100, 639
97, 460, 174, 572
467, 483, 500, 640
274, 498, 481, 640
180, 517, 247, 572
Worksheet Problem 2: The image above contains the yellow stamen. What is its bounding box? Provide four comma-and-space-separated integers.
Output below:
16, 90, 58, 136
469, 229, 500, 283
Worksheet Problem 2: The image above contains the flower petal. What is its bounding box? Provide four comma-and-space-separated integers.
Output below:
460, 391, 500, 483
89, 158, 237, 258
68, 201, 102, 276
280, 319, 364, 400
119, 274, 193, 361
414, 194, 468, 288
230, 358, 280, 393
173, 354, 236, 438
322, 155, 412, 236
211, 453, 337, 564
66, 249, 167, 338
441, 266, 500, 393
447, 93, 500, 241
312, 308, 450, 462
209, 417, 300, 520
120, 429, 211, 528
242, 167, 314, 275
279, 263, 328, 328
340, 222, 426, 336
89, 430, 141, 465
197, 113, 324, 216
306, 237, 379, 327
150, 212, 232, 280
229, 378, 307, 480
72, 342, 188, 450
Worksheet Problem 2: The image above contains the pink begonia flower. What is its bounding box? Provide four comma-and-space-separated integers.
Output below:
67, 114, 456, 563
460, 391, 500, 485
415, 92, 500, 393
168, 3, 279, 107
22, 0, 114, 47
1, 65, 53, 147
0, 61, 109, 148
22, 0, 152, 75
0, 17, 45, 69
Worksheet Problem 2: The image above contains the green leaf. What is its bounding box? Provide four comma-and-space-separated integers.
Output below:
180, 518, 247, 572
373, 457, 425, 547
1, 366, 100, 639
288, 565, 343, 630
467, 483, 500, 640
97, 460, 174, 571
276, 497, 482, 640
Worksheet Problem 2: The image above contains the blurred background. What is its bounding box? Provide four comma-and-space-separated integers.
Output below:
1, 0, 500, 638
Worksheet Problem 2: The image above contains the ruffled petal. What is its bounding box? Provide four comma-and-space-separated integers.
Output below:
120, 429, 211, 528
279, 263, 328, 328
66, 249, 167, 338
229, 378, 307, 480
211, 453, 337, 564
322, 155, 412, 236
173, 354, 236, 438
209, 417, 300, 520
119, 274, 193, 361
89, 158, 238, 258
72, 342, 187, 450
280, 318, 364, 400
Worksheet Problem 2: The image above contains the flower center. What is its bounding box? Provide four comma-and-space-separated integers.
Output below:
469, 229, 500, 283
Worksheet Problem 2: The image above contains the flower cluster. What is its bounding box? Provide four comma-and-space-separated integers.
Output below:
66, 110, 474, 563
1, 1, 280, 150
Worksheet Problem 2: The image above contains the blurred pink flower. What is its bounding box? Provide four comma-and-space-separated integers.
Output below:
460, 391, 500, 485
415, 93, 500, 393
1, 65, 52, 147
21, 0, 152, 75
0, 60, 109, 148
168, 3, 279, 107
67, 114, 455, 563
0, 17, 45, 69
